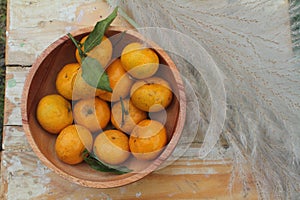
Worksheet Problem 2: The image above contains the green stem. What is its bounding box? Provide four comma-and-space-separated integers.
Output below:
67, 33, 87, 59
120, 97, 129, 127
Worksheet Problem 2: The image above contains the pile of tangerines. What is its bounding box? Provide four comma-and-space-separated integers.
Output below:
36, 32, 174, 169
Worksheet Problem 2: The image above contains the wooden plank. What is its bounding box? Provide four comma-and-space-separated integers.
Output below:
5, 0, 131, 66
2, 126, 31, 151
4, 0, 294, 198
4, 67, 30, 126
0, 151, 258, 200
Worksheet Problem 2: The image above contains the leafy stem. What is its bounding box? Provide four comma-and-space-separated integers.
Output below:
67, 7, 118, 92
84, 7, 118, 53
67, 33, 87, 58
82, 149, 132, 174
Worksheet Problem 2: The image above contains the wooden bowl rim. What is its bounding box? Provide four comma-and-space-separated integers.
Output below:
21, 26, 186, 188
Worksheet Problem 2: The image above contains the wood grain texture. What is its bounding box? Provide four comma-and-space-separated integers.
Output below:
2, 126, 31, 151
4, 67, 29, 126
1, 151, 258, 200
4, 0, 294, 198
5, 0, 131, 66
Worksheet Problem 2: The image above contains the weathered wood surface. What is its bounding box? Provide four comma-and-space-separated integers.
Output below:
2, 0, 294, 199
1, 151, 258, 200
5, 0, 130, 66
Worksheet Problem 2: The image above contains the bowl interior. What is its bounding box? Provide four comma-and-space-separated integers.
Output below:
22, 27, 185, 188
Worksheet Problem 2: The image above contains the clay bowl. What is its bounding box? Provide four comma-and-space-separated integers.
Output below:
21, 26, 186, 188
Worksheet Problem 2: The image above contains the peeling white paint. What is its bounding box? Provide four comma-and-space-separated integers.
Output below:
34, 160, 51, 186
5, 69, 27, 126
9, 1, 78, 30
7, 156, 23, 175
65, 26, 73, 33
98, 192, 112, 200
4, 155, 49, 200
7, 1, 88, 65
135, 192, 142, 198
2, 126, 30, 151
76, 9, 84, 23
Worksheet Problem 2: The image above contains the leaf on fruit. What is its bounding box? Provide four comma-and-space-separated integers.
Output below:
68, 8, 118, 92
81, 57, 112, 92
83, 7, 118, 53
82, 149, 132, 174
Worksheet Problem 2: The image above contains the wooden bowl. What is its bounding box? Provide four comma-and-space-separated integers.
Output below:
21, 26, 186, 188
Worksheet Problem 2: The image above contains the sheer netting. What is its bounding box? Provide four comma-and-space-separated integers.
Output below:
108, 1, 300, 199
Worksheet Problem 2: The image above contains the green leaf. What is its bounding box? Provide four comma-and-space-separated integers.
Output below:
84, 7, 118, 53
82, 149, 132, 174
68, 7, 118, 92
81, 56, 112, 92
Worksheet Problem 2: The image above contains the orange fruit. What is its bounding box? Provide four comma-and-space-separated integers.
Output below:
129, 119, 167, 160
98, 59, 133, 102
93, 130, 130, 165
36, 94, 73, 134
55, 63, 81, 100
75, 35, 113, 68
121, 42, 159, 79
72, 69, 106, 100
130, 77, 173, 112
111, 98, 147, 134
55, 125, 93, 165
73, 97, 110, 132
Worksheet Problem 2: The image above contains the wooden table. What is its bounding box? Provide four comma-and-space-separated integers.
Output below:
1, 0, 293, 199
